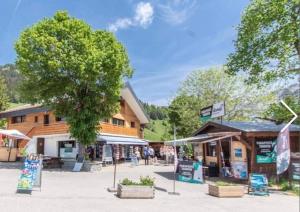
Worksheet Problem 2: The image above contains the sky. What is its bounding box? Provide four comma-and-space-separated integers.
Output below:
0, 0, 250, 106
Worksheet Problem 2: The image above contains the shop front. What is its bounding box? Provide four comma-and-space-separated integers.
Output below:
165, 121, 300, 180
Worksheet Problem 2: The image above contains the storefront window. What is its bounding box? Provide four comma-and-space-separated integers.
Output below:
207, 142, 216, 157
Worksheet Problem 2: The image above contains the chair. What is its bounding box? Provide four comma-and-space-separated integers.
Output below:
248, 173, 269, 196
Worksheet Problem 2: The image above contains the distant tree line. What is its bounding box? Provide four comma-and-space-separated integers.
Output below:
140, 102, 168, 120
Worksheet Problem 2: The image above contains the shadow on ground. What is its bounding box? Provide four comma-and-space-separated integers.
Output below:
154, 171, 179, 181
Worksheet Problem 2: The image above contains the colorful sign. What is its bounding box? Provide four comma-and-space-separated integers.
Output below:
231, 161, 248, 179
17, 159, 41, 192
276, 128, 290, 175
177, 160, 203, 183
255, 140, 276, 164
200, 102, 225, 122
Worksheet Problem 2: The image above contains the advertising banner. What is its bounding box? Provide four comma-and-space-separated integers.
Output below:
199, 106, 213, 122
255, 140, 276, 164
177, 160, 203, 183
276, 128, 290, 175
289, 157, 300, 181
231, 161, 248, 179
200, 102, 225, 122
17, 159, 41, 193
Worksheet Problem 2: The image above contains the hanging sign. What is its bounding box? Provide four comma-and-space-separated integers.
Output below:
177, 160, 203, 183
255, 140, 276, 164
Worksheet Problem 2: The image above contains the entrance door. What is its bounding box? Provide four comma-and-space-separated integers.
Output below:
37, 138, 45, 155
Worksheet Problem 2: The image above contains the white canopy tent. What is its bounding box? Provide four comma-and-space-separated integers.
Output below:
0, 129, 31, 141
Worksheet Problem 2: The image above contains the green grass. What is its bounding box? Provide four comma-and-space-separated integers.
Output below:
144, 119, 169, 142
8, 102, 25, 109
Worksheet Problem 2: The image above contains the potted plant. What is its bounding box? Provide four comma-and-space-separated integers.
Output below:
208, 181, 245, 197
117, 176, 155, 199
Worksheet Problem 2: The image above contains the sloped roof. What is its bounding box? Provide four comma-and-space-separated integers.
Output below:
0, 82, 149, 123
194, 120, 300, 135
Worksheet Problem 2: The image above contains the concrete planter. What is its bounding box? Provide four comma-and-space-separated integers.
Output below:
208, 184, 245, 198
82, 161, 102, 172
117, 184, 155, 199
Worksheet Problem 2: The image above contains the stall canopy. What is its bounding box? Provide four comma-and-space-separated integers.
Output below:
0, 129, 31, 140
164, 132, 241, 146
97, 134, 148, 146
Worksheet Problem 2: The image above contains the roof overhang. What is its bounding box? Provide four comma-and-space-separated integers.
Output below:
121, 82, 150, 124
164, 132, 241, 146
97, 134, 149, 146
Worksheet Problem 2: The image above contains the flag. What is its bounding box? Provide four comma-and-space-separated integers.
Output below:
276, 127, 290, 175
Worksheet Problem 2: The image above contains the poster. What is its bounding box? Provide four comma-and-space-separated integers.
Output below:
231, 161, 248, 179
177, 160, 203, 183
17, 159, 41, 192
255, 140, 276, 163
289, 156, 300, 181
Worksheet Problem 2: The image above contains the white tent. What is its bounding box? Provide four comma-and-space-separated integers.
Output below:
0, 129, 31, 140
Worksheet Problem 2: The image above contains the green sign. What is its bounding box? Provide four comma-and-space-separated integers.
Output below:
199, 106, 212, 122
255, 140, 276, 164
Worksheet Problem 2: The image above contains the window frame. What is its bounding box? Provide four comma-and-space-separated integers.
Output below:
112, 118, 125, 127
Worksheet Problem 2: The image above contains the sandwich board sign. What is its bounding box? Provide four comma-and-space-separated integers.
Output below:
200, 101, 225, 122
73, 156, 84, 172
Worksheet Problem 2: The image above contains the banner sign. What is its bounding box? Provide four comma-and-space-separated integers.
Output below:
177, 160, 203, 183
211, 102, 225, 118
200, 102, 225, 122
231, 161, 248, 179
255, 140, 276, 164
276, 128, 290, 175
200, 106, 213, 122
17, 159, 41, 193
289, 156, 300, 181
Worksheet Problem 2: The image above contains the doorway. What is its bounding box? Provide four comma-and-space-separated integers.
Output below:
37, 138, 45, 155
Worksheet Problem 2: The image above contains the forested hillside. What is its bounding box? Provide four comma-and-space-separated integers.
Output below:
0, 64, 22, 103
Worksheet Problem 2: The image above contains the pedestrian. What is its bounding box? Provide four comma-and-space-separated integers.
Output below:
149, 147, 154, 164
135, 148, 141, 165
144, 147, 149, 165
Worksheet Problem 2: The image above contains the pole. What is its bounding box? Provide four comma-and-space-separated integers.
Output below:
107, 144, 117, 192
168, 124, 180, 195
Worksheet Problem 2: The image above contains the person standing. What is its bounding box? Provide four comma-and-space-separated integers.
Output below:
144, 147, 149, 165
135, 148, 141, 165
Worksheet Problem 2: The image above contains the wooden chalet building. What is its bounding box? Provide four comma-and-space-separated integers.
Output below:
192, 121, 300, 178
0, 83, 149, 161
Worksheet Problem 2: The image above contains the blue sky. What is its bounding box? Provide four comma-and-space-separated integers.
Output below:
0, 0, 249, 106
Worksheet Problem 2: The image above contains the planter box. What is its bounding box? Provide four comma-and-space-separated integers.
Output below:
117, 184, 155, 199
82, 161, 102, 172
208, 184, 245, 198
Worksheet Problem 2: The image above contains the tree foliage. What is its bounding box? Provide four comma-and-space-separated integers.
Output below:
0, 76, 9, 127
168, 67, 276, 137
227, 0, 300, 84
141, 102, 168, 120
15, 11, 132, 146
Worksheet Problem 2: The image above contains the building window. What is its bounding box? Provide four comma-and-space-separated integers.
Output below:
34, 116, 38, 123
11, 116, 26, 124
44, 114, 50, 125
206, 142, 216, 157
130, 121, 135, 128
112, 118, 125, 126
55, 116, 62, 122
101, 118, 110, 123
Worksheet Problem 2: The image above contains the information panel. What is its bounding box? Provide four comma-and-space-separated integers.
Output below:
255, 140, 276, 164
177, 160, 203, 184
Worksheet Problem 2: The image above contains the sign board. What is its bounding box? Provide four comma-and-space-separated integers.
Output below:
255, 140, 276, 164
102, 145, 113, 162
231, 161, 248, 179
17, 158, 42, 193
211, 102, 225, 118
72, 156, 84, 172
199, 101, 225, 122
289, 156, 300, 181
200, 106, 213, 122
177, 160, 203, 183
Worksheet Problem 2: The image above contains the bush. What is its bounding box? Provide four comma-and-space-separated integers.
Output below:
215, 181, 235, 186
121, 176, 155, 186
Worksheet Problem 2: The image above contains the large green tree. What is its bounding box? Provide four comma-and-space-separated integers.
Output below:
15, 11, 132, 147
226, 0, 300, 84
168, 67, 276, 137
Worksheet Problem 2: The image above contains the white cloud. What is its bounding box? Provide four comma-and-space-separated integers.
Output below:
158, 0, 198, 25
108, 2, 154, 32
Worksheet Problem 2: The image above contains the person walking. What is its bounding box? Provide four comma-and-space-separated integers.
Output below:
135, 148, 141, 165
144, 147, 149, 165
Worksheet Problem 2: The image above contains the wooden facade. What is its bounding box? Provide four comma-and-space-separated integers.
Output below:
194, 121, 300, 178
3, 100, 143, 149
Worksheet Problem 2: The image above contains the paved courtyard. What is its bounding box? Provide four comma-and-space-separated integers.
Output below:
0, 162, 299, 212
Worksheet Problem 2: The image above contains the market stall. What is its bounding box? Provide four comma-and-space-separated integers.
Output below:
0, 129, 31, 162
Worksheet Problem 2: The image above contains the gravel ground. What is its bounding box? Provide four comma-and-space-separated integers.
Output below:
0, 162, 299, 212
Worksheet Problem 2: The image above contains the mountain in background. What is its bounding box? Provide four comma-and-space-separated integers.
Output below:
0, 64, 22, 103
